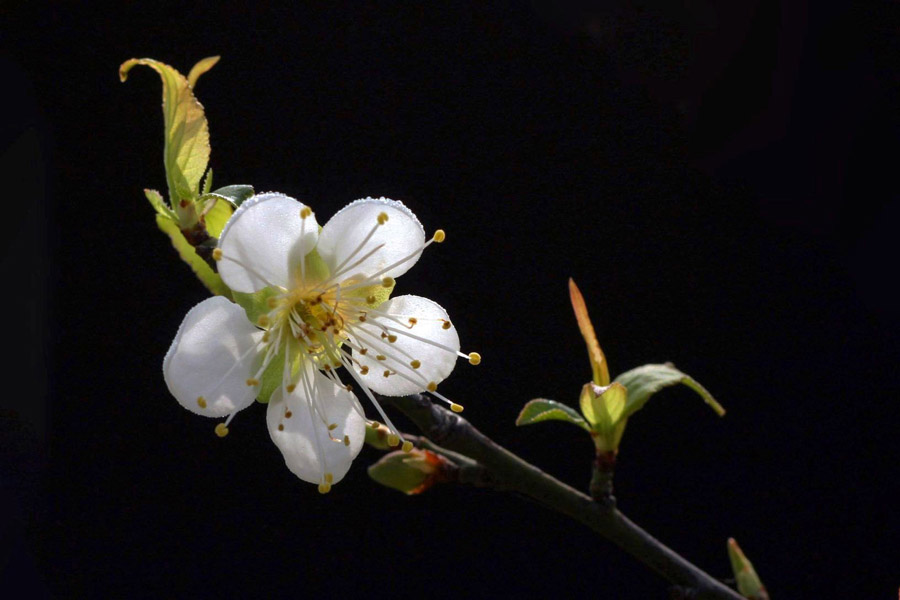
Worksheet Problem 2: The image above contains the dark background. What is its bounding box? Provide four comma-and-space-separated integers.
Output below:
3, 1, 899, 597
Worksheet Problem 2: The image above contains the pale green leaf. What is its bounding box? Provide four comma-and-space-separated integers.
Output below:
155, 214, 231, 298
187, 55, 220, 89
144, 188, 175, 219
202, 197, 234, 238
120, 58, 212, 207
201, 168, 213, 195
516, 398, 590, 431
615, 363, 726, 420
211, 184, 254, 207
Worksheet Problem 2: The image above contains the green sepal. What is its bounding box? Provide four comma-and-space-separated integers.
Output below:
144, 188, 175, 220
727, 538, 769, 600
210, 184, 254, 207
233, 287, 280, 325
155, 214, 231, 298
615, 363, 726, 420
364, 423, 394, 450
255, 350, 282, 404
515, 398, 591, 432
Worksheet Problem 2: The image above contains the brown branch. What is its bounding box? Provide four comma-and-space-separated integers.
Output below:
380, 394, 743, 600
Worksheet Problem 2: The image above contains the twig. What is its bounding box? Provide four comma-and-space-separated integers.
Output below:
380, 394, 743, 600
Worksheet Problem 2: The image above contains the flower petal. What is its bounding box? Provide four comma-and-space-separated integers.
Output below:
266, 366, 366, 485
163, 296, 263, 418
317, 197, 425, 281
349, 295, 460, 396
217, 192, 319, 293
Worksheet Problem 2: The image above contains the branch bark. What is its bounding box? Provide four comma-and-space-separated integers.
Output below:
380, 394, 743, 600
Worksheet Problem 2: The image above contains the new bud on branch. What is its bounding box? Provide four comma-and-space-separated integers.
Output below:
516, 279, 725, 502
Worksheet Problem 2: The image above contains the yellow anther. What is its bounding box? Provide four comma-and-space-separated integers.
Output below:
212, 248, 223, 261
257, 315, 270, 327
196, 396, 207, 409
262, 331, 270, 343
427, 381, 437, 392
410, 360, 421, 369
401, 440, 414, 453
433, 229, 446, 243
387, 335, 398, 343
286, 384, 296, 393
468, 352, 482, 366
360, 366, 369, 375
369, 421, 381, 429
277, 424, 284, 431
285, 411, 293, 418
343, 435, 350, 446
359, 315, 367, 322
366, 295, 376, 304
325, 472, 334, 484
382, 277, 395, 288
442, 321, 452, 330
300, 206, 312, 219
408, 318, 418, 326
360, 348, 368, 355
214, 423, 229, 438
377, 212, 389, 225
317, 482, 331, 494
450, 403, 465, 413
387, 434, 400, 447
328, 423, 338, 431
267, 297, 278, 308
383, 370, 391, 377
376, 354, 386, 361
246, 378, 260, 386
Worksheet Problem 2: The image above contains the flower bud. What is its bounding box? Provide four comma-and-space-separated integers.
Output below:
367, 449, 447, 495
727, 538, 769, 600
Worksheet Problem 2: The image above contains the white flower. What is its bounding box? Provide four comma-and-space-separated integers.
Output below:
163, 193, 479, 492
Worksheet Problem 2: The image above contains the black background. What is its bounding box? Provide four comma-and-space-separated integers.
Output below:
3, 1, 899, 597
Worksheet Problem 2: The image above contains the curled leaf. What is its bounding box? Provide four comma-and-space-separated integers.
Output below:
120, 57, 213, 210
615, 363, 725, 420
516, 398, 590, 431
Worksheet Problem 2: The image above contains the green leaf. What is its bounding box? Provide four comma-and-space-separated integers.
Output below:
144, 188, 175, 219
210, 184, 255, 207
120, 57, 214, 211
155, 214, 231, 298
515, 399, 590, 431
615, 363, 726, 420
727, 538, 769, 600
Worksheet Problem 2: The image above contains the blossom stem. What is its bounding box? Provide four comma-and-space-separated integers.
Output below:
380, 394, 743, 600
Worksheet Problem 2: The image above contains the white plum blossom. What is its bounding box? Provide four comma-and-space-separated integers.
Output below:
163, 193, 479, 493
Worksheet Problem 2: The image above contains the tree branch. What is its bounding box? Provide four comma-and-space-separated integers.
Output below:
380, 394, 743, 600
